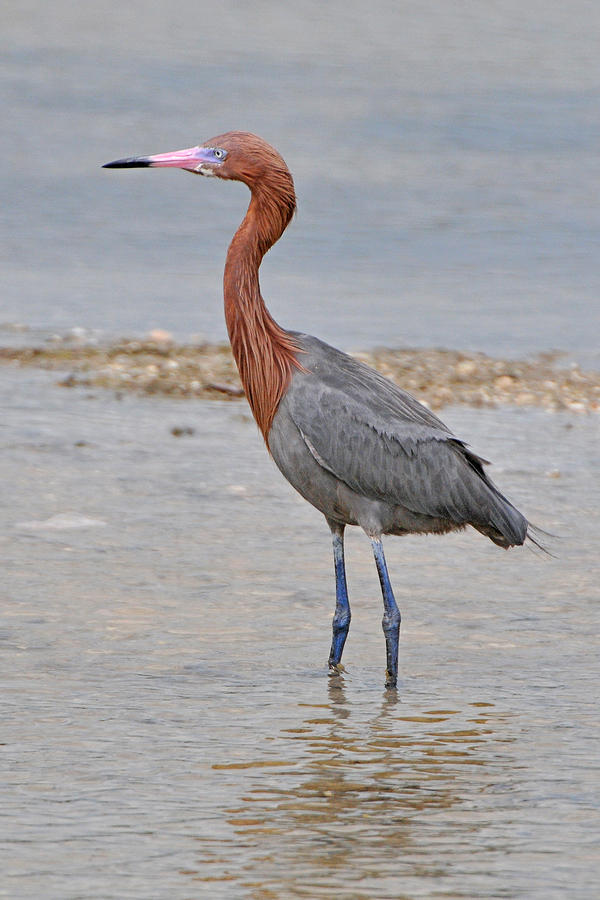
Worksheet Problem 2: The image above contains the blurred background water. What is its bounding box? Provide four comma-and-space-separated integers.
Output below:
2, 2, 599, 898
2, 0, 599, 364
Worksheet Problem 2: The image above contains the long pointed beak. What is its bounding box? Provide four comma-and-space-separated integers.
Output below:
103, 146, 209, 171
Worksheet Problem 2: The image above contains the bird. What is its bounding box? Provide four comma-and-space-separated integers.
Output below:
104, 131, 538, 688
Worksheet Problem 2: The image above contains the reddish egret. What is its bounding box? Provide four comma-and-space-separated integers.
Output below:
104, 132, 536, 688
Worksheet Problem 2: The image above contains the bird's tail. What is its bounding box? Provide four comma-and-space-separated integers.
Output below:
472, 496, 528, 548
525, 523, 555, 556
459, 443, 552, 552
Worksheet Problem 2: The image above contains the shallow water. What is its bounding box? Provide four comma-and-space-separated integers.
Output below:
2, 1, 600, 366
2, 367, 599, 898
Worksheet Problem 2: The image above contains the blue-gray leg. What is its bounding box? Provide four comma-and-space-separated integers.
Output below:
371, 538, 401, 688
328, 523, 351, 672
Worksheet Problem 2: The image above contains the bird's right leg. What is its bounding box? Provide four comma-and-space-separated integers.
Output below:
327, 521, 351, 673
371, 537, 401, 689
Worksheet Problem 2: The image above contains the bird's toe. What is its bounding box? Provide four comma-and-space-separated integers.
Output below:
328, 662, 346, 675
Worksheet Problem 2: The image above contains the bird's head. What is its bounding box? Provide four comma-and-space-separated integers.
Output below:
104, 130, 297, 240
103, 131, 290, 191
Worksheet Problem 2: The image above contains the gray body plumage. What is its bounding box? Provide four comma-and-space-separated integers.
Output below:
269, 333, 528, 548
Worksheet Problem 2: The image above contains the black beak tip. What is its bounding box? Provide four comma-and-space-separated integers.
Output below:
102, 157, 152, 169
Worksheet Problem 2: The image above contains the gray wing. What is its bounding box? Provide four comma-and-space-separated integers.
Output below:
286, 334, 527, 543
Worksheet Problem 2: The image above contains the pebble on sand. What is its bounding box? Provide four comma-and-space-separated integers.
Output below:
1, 339, 598, 413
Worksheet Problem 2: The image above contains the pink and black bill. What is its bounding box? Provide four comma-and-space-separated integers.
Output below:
103, 146, 227, 171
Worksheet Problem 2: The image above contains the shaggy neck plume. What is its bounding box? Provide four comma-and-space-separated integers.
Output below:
223, 174, 302, 443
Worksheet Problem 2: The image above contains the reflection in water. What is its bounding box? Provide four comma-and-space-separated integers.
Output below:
201, 680, 515, 898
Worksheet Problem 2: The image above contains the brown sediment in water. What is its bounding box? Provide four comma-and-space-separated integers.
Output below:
1, 339, 598, 412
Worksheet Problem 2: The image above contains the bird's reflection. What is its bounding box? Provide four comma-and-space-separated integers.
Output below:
211, 682, 515, 896
326, 672, 351, 713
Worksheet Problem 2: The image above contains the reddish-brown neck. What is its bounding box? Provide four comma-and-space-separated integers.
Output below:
224, 180, 302, 443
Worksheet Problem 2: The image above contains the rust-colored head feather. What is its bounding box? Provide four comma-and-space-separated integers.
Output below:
105, 130, 302, 443
212, 133, 303, 442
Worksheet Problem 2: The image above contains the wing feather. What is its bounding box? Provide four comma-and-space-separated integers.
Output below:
286, 334, 527, 543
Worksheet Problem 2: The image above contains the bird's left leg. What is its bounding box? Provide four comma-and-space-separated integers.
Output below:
371, 537, 401, 688
327, 521, 351, 673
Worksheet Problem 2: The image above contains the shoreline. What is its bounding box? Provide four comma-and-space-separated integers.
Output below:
1, 338, 598, 412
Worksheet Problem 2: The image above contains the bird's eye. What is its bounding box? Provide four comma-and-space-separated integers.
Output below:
212, 148, 226, 160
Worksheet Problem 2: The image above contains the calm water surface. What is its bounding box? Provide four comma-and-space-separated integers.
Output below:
2, 1, 600, 365
1, 369, 598, 898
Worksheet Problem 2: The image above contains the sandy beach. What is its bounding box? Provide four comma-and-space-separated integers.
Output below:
3, 335, 599, 412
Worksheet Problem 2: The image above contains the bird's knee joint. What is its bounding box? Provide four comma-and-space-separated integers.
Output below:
382, 610, 401, 632
332, 612, 351, 633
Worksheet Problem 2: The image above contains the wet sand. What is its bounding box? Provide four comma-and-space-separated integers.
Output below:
2, 336, 599, 412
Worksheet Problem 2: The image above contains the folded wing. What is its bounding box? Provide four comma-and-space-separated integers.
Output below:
286, 335, 528, 546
